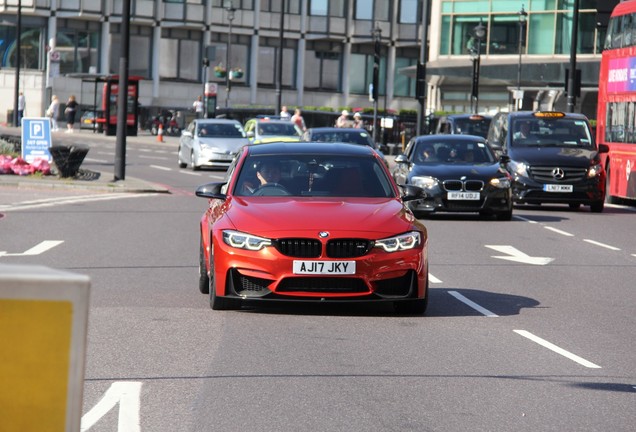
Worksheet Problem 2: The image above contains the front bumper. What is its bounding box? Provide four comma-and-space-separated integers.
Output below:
512, 175, 605, 205
210, 233, 428, 303
408, 186, 512, 214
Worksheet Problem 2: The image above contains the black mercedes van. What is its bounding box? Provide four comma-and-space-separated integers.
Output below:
486, 111, 609, 212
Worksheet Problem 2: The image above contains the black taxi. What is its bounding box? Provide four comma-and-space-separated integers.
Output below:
486, 111, 609, 212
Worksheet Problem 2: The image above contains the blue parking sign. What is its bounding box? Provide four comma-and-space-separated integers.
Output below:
21, 118, 52, 163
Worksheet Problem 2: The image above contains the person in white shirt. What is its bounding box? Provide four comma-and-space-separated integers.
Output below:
46, 95, 60, 131
280, 105, 291, 120
193, 96, 204, 119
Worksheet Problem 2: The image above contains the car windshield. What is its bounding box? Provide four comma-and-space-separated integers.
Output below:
413, 140, 495, 164
233, 154, 395, 198
452, 117, 491, 138
198, 123, 245, 138
310, 131, 373, 146
259, 122, 300, 136
510, 118, 594, 148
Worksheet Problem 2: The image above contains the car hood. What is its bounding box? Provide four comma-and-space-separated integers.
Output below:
224, 197, 418, 238
198, 137, 250, 152
409, 162, 503, 180
508, 146, 599, 166
254, 136, 301, 144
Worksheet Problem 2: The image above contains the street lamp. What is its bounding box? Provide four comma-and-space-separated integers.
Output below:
516, 5, 528, 111
12, 0, 22, 127
372, 22, 382, 145
469, 19, 486, 114
224, 0, 236, 108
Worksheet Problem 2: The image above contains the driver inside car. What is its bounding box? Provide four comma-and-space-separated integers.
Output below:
256, 160, 281, 186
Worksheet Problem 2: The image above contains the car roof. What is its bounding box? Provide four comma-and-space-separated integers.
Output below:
244, 142, 376, 156
247, 118, 293, 124
501, 111, 589, 120
196, 118, 240, 124
414, 134, 487, 143
444, 114, 492, 120
307, 127, 370, 133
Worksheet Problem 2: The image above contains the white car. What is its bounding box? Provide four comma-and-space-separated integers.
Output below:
178, 119, 249, 170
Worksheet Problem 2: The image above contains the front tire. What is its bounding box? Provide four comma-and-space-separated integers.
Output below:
178, 147, 187, 168
199, 235, 210, 294
191, 150, 200, 171
590, 200, 604, 213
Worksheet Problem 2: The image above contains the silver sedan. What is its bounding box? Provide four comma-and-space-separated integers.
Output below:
178, 119, 249, 170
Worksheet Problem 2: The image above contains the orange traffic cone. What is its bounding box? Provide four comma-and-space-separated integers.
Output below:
157, 124, 164, 142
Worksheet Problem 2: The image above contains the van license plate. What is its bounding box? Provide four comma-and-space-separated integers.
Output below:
544, 184, 573, 193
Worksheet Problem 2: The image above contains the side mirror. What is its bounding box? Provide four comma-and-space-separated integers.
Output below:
195, 182, 227, 200
598, 143, 609, 153
246, 131, 255, 139
400, 184, 427, 202
394, 154, 409, 164
499, 155, 510, 164
182, 130, 192, 138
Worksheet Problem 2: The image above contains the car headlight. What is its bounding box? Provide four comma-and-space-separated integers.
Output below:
222, 230, 272, 251
587, 163, 603, 178
374, 231, 421, 253
490, 177, 511, 188
410, 176, 438, 190
509, 160, 529, 177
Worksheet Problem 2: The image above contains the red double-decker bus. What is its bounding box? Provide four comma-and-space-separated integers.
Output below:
597, 0, 636, 202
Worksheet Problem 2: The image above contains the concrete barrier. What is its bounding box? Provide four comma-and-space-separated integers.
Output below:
0, 264, 90, 432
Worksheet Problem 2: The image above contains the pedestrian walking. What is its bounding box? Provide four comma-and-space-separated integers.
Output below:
193, 96, 204, 118
65, 95, 79, 133
17, 92, 26, 126
291, 108, 307, 132
46, 95, 60, 131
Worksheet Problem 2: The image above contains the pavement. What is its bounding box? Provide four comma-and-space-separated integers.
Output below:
0, 125, 172, 194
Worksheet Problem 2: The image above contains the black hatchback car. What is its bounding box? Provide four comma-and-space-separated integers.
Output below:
393, 135, 513, 220
487, 111, 608, 212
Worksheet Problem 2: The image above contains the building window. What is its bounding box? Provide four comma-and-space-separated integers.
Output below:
309, 0, 344, 17
0, 25, 43, 70
257, 42, 295, 88
349, 53, 386, 97
355, 0, 390, 21
262, 0, 300, 14
156, 29, 202, 81
110, 25, 153, 79
394, 57, 416, 97
305, 42, 340, 91
399, 0, 420, 24
212, 0, 254, 9
56, 30, 99, 74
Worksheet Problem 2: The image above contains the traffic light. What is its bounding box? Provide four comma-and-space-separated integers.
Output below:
415, 62, 426, 102
372, 37, 380, 102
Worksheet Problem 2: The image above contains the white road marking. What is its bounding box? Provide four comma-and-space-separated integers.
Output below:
150, 165, 171, 171
180, 171, 202, 176
583, 239, 621, 251
514, 330, 601, 369
448, 291, 498, 317
0, 193, 157, 211
485, 245, 554, 265
544, 226, 574, 236
139, 155, 169, 160
428, 273, 442, 284
81, 381, 142, 431
0, 240, 64, 257
513, 215, 538, 223
84, 157, 109, 163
